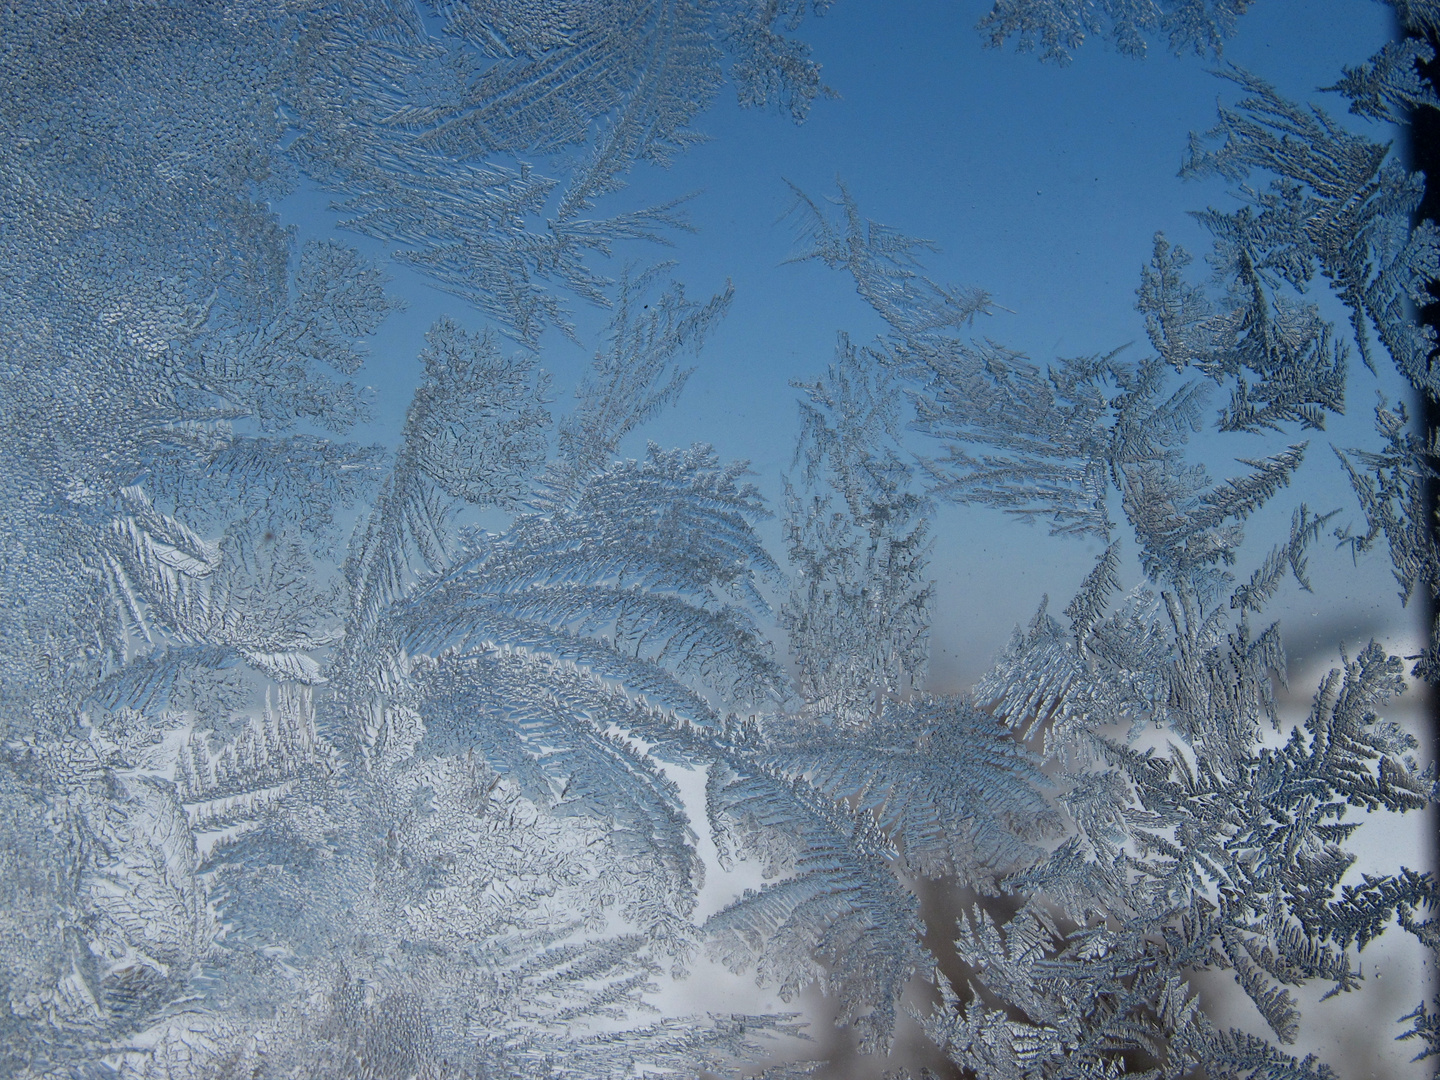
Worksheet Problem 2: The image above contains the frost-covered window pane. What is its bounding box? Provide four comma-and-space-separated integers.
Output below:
1, 2, 1435, 1078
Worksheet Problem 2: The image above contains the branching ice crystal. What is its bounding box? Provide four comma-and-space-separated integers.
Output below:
1, 1, 1437, 1078
783, 145, 1436, 1071
977, 0, 1255, 63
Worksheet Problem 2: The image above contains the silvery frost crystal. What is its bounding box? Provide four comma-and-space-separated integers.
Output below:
0, 1, 1436, 1078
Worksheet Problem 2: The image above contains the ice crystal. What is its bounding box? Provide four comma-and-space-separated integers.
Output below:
785, 157, 1436, 1072
287, 0, 833, 343
783, 334, 933, 725
1182, 66, 1440, 399
1, 1, 1436, 1078
976, 0, 1255, 63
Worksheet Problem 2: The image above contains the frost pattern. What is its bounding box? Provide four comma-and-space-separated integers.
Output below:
287, 0, 834, 344
780, 22, 1439, 1058
977, 0, 1255, 62
1, 2, 1437, 1079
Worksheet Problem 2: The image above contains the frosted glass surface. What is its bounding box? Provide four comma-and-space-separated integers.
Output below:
1, 2, 1435, 1078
